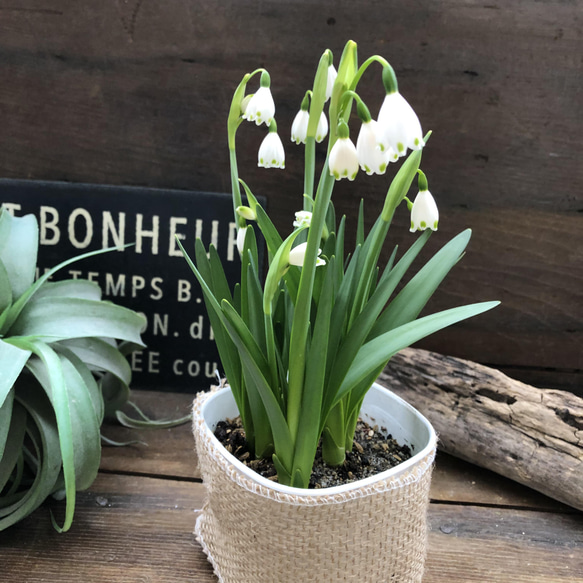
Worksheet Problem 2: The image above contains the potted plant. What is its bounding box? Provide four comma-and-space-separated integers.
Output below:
185, 41, 498, 582
0, 209, 185, 532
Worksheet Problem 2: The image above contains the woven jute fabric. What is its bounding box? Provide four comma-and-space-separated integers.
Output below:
193, 389, 436, 583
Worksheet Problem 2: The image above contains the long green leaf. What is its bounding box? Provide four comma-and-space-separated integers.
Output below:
58, 337, 132, 387
325, 230, 431, 403
8, 297, 146, 344
32, 279, 102, 302
0, 339, 31, 409
292, 256, 336, 486
372, 229, 472, 336
220, 300, 294, 471
333, 301, 499, 407
0, 243, 135, 335
0, 211, 38, 300
0, 388, 15, 461
0, 259, 13, 314
0, 384, 62, 531
12, 339, 77, 532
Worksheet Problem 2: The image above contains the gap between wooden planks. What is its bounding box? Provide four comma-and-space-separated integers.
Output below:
1, 473, 581, 583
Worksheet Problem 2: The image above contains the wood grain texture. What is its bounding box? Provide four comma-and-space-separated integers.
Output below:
0, 0, 581, 389
105, 390, 573, 512
1, 473, 581, 583
100, 390, 197, 479
381, 348, 583, 510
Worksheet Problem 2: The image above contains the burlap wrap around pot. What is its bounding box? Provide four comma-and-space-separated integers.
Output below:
193, 384, 437, 583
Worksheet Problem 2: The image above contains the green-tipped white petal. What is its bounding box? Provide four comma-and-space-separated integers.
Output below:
293, 211, 312, 229
291, 109, 309, 144
258, 132, 285, 169
329, 137, 359, 181
410, 190, 439, 232
242, 86, 275, 126
377, 91, 423, 157
356, 120, 396, 176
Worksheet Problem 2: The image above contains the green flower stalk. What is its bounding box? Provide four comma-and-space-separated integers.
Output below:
181, 40, 498, 488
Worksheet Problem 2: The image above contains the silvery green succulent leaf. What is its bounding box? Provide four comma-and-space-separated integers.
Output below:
0, 209, 148, 532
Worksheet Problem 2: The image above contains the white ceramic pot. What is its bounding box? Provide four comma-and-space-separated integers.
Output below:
193, 381, 437, 583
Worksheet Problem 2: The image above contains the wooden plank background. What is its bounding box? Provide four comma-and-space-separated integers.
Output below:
0, 0, 581, 393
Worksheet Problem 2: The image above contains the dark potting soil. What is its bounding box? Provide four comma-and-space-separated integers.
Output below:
213, 417, 413, 488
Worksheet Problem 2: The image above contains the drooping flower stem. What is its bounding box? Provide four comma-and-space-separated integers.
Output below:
227, 68, 268, 228
350, 55, 391, 93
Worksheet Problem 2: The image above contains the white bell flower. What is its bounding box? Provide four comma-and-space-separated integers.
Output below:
288, 242, 326, 267
356, 120, 397, 176
410, 190, 439, 232
242, 86, 275, 127
329, 126, 359, 181
325, 64, 338, 101
293, 211, 312, 229
258, 129, 285, 169
237, 226, 249, 255
377, 91, 423, 157
291, 109, 309, 144
316, 112, 328, 143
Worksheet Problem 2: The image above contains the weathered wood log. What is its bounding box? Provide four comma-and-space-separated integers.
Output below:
380, 348, 583, 511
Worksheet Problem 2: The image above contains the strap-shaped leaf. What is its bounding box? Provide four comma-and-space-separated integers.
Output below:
53, 344, 104, 425
0, 259, 13, 314
0, 388, 16, 461
292, 256, 336, 485
0, 243, 134, 336
333, 301, 499, 407
8, 297, 145, 344
0, 212, 38, 300
324, 230, 431, 413
0, 383, 62, 530
9, 339, 77, 532
372, 229, 472, 336
220, 300, 294, 472
32, 279, 102, 302
0, 339, 31, 409
58, 337, 132, 387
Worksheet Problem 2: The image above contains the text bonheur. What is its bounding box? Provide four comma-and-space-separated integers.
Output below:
2, 203, 239, 260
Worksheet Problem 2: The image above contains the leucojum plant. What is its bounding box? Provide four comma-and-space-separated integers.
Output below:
181, 40, 498, 488
0, 209, 188, 532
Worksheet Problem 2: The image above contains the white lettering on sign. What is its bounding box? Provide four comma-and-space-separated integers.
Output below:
2, 203, 21, 216
68, 208, 93, 249
40, 206, 60, 245
2, 202, 241, 262
102, 211, 125, 250
169, 217, 188, 257
177, 279, 191, 302
135, 213, 160, 255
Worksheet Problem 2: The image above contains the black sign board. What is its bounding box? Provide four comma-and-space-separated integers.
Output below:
0, 179, 262, 392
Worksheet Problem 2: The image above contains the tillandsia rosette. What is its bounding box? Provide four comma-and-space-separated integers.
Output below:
0, 209, 174, 532
180, 40, 499, 488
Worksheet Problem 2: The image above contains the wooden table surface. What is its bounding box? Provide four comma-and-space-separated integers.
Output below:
1, 390, 582, 582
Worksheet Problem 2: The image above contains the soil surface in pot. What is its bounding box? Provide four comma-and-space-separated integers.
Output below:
214, 418, 413, 488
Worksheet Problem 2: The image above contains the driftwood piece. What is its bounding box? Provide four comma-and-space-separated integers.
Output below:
379, 348, 583, 511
